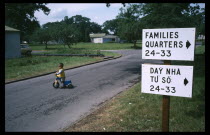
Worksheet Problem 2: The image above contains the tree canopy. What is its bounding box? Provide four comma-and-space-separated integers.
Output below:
61, 15, 102, 42
107, 3, 205, 43
5, 3, 50, 43
31, 15, 103, 47
21, 3, 205, 46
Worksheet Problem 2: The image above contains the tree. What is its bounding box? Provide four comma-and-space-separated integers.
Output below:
139, 3, 191, 28
184, 4, 205, 39
59, 23, 81, 48
198, 8, 205, 39
31, 27, 52, 49
5, 3, 50, 43
118, 20, 143, 47
89, 22, 102, 34
102, 19, 120, 35
117, 4, 142, 21
106, 3, 126, 7
42, 21, 63, 43
61, 15, 102, 42
68, 15, 91, 42
116, 3, 205, 46
116, 4, 143, 47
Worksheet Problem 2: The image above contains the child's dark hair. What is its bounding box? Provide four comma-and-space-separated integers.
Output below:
59, 63, 64, 67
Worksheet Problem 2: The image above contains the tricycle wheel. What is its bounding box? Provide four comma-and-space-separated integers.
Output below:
53, 82, 59, 88
68, 84, 74, 88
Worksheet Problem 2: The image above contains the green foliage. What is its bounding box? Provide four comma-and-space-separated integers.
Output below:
62, 15, 103, 42
102, 19, 120, 35
106, 41, 116, 43
116, 4, 144, 47
30, 27, 52, 49
187, 5, 205, 37
118, 21, 143, 46
106, 3, 126, 8
5, 56, 103, 81
5, 3, 50, 43
138, 3, 205, 32
139, 3, 190, 28
59, 23, 81, 48
195, 46, 205, 54
31, 22, 81, 48
113, 3, 205, 46
30, 15, 104, 45
117, 4, 143, 21
42, 22, 63, 43
29, 43, 142, 51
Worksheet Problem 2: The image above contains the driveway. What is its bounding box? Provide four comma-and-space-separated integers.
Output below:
5, 50, 163, 131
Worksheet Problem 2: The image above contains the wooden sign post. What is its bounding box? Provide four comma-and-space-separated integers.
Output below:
162, 60, 171, 132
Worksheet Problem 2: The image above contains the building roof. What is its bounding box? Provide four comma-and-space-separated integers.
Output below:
103, 35, 118, 38
5, 26, 20, 32
89, 33, 118, 38
89, 33, 106, 38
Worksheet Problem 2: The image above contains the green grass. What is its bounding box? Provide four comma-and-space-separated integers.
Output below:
30, 42, 142, 51
5, 56, 103, 82
169, 55, 205, 131
65, 45, 205, 132
195, 45, 205, 55
34, 48, 121, 57
6, 42, 126, 82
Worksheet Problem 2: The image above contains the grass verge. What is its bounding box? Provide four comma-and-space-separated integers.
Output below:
30, 42, 142, 51
5, 56, 104, 82
195, 45, 205, 55
34, 48, 121, 57
6, 43, 122, 82
64, 46, 205, 132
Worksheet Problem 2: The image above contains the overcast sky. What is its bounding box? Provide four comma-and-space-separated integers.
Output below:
35, 3, 205, 26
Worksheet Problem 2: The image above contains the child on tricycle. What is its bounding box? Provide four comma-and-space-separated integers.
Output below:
53, 63, 73, 89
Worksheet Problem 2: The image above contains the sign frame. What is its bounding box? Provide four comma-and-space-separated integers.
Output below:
141, 64, 194, 98
142, 28, 196, 61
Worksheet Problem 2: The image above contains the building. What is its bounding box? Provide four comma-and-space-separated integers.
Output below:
197, 35, 205, 40
5, 26, 21, 59
89, 33, 120, 43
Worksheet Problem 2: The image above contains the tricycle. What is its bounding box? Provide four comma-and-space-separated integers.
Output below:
53, 74, 74, 89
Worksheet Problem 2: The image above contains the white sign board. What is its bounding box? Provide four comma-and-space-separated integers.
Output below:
141, 64, 193, 98
142, 28, 196, 61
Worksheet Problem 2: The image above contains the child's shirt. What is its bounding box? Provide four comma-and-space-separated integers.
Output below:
56, 68, 65, 77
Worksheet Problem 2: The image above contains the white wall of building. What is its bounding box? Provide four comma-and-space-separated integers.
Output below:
93, 38, 103, 43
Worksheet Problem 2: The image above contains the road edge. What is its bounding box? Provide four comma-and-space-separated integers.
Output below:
5, 55, 122, 84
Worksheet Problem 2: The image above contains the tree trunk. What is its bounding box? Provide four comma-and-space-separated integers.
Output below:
202, 36, 205, 45
67, 43, 72, 49
45, 42, 48, 49
134, 40, 137, 48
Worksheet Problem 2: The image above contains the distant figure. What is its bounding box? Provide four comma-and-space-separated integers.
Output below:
55, 63, 66, 88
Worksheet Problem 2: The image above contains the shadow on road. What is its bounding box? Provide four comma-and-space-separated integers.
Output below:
122, 67, 141, 75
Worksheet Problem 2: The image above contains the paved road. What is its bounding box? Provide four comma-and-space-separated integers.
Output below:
5, 50, 162, 132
